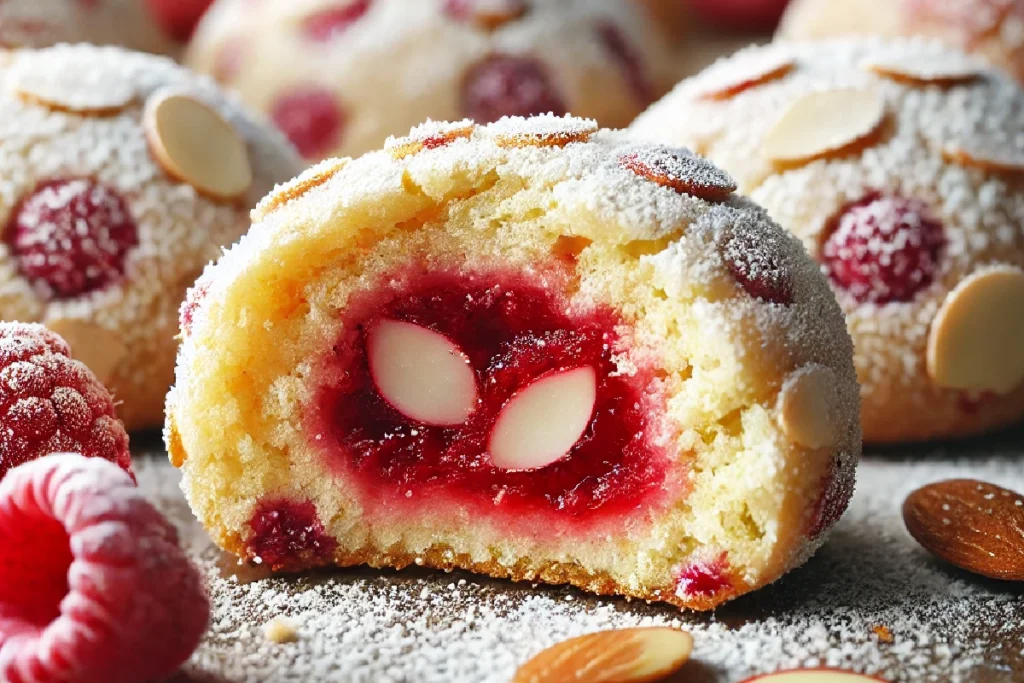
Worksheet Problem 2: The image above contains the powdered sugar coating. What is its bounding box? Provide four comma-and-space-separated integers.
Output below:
0, 453, 209, 683
0, 44, 303, 431
186, 0, 676, 161
132, 438, 1024, 682
630, 38, 1024, 443
0, 0, 179, 53
167, 115, 859, 612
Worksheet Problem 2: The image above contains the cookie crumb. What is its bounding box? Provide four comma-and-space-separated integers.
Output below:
263, 617, 300, 644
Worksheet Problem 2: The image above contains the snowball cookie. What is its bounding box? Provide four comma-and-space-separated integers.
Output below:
185, 0, 676, 161
165, 115, 861, 610
630, 38, 1024, 443
0, 44, 303, 431
778, 0, 1024, 84
0, 0, 178, 53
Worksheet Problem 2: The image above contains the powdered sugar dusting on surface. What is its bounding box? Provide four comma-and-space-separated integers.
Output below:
134, 430, 1024, 683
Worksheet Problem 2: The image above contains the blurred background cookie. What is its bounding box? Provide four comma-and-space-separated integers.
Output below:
631, 38, 1024, 443
186, 0, 677, 161
779, 0, 1024, 83
0, 0, 178, 53
0, 44, 303, 431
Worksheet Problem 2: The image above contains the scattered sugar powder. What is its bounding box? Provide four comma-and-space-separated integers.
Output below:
131, 429, 1024, 683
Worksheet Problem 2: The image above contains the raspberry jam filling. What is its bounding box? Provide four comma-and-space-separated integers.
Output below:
312, 269, 670, 527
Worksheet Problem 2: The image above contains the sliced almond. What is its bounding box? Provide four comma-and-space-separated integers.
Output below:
252, 158, 348, 221
489, 366, 596, 471
777, 365, 843, 449
10, 53, 136, 115
367, 319, 478, 426
903, 479, 1024, 581
386, 120, 475, 159
45, 319, 126, 386
941, 139, 1024, 173
926, 265, 1024, 394
513, 627, 692, 683
449, 0, 528, 30
620, 147, 736, 202
862, 54, 986, 86
762, 89, 885, 164
144, 88, 253, 202
489, 114, 598, 149
263, 617, 300, 644
738, 670, 891, 683
693, 52, 795, 101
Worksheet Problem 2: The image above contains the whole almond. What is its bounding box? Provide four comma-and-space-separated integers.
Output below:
903, 479, 1024, 581
513, 627, 693, 683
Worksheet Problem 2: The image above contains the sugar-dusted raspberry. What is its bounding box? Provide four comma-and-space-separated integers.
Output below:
247, 499, 337, 571
460, 54, 568, 124
595, 21, 654, 106
6, 179, 139, 300
270, 87, 346, 160
145, 0, 215, 42
0, 454, 209, 683
300, 0, 372, 42
0, 323, 131, 481
822, 194, 945, 304
675, 554, 731, 597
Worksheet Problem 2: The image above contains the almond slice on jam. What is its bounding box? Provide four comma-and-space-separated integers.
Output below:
386, 120, 476, 159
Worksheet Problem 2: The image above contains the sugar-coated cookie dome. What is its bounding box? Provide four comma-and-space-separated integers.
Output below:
185, 0, 676, 161
0, 0, 182, 53
778, 0, 1024, 84
631, 38, 1024, 443
0, 44, 303, 431
166, 114, 860, 611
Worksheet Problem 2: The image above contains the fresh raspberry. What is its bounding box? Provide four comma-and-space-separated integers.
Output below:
247, 499, 336, 571
270, 87, 346, 160
822, 194, 945, 304
6, 179, 139, 300
145, 0, 215, 42
301, 0, 372, 42
460, 54, 568, 124
0, 323, 131, 482
595, 21, 654, 106
0, 454, 209, 683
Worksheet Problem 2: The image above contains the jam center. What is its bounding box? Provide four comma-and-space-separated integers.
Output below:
314, 269, 668, 522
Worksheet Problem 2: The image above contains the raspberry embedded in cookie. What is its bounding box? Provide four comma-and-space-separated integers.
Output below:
270, 87, 346, 160
720, 228, 795, 305
822, 194, 945, 304
313, 269, 670, 529
675, 554, 731, 598
301, 0, 373, 42
6, 178, 139, 299
460, 54, 568, 124
248, 499, 337, 570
